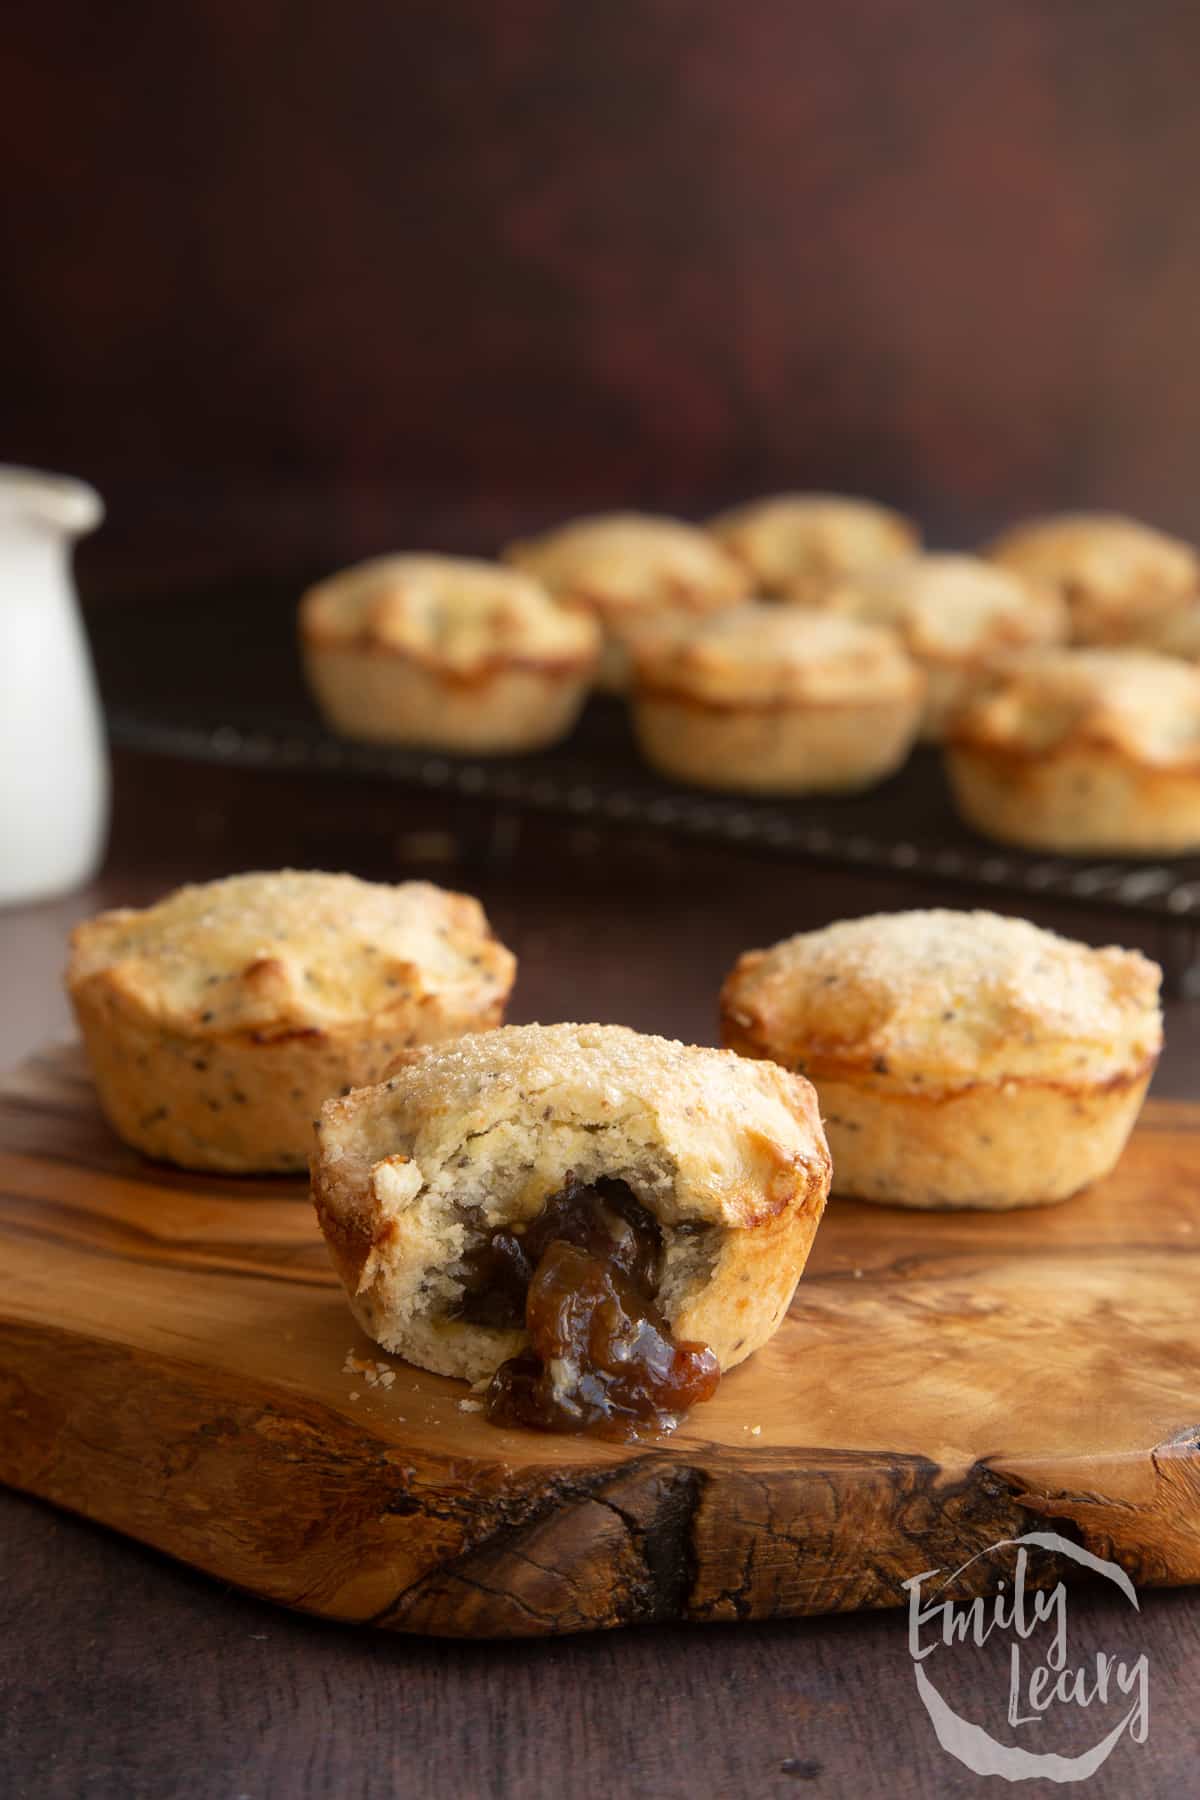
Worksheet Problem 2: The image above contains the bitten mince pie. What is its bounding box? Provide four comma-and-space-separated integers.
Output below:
300, 553, 600, 754
815, 552, 1067, 740
722, 909, 1162, 1211
985, 512, 1198, 647
502, 512, 751, 691
66, 871, 516, 1173
311, 1022, 831, 1438
945, 647, 1200, 855
709, 492, 919, 603
629, 603, 925, 793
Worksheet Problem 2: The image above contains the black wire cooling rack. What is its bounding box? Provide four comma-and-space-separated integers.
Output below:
89, 586, 1200, 979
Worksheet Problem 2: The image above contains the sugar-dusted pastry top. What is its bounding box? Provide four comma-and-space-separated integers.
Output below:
299, 554, 599, 670
630, 603, 923, 706
315, 1021, 829, 1238
709, 493, 918, 595
946, 647, 1200, 765
503, 512, 751, 618
985, 513, 1198, 637
820, 552, 1066, 663
722, 909, 1163, 1091
67, 871, 515, 1035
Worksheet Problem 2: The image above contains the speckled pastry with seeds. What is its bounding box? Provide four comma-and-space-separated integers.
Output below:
311, 1022, 831, 1382
721, 909, 1161, 1210
66, 871, 516, 1172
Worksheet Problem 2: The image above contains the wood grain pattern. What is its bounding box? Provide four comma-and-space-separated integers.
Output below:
2, 1041, 1199, 1639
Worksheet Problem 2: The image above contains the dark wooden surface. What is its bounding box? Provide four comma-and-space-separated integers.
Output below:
6, 1, 1200, 593
3, 748, 1200, 1795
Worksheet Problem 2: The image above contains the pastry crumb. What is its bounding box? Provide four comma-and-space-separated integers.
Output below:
458, 1399, 484, 1413
344, 1351, 401, 1390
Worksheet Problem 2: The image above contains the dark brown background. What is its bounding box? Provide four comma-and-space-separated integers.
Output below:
4, 0, 1200, 595
6, 19, 1200, 1795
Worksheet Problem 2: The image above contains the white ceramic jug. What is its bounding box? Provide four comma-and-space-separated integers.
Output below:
0, 467, 108, 905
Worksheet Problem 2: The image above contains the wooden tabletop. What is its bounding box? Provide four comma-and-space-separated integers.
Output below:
4, 749, 1199, 1799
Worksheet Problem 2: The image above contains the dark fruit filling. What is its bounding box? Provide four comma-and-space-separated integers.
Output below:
454, 1175, 720, 1439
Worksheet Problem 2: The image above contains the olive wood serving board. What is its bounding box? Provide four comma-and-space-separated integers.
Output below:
2, 1042, 1199, 1638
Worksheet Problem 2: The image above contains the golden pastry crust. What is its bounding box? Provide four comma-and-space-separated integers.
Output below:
311, 1022, 831, 1382
67, 871, 516, 1173
300, 554, 600, 752
503, 513, 751, 690
629, 605, 925, 792
816, 553, 1067, 739
721, 909, 1161, 1090
945, 648, 1200, 853
709, 493, 919, 602
721, 910, 1162, 1211
985, 513, 1198, 646
1150, 602, 1200, 662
